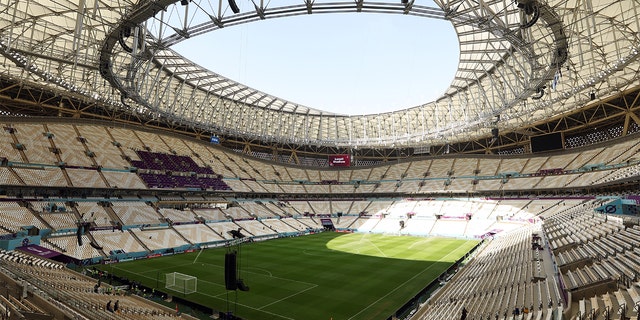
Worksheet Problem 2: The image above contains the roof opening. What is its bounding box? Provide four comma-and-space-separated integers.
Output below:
173, 12, 459, 115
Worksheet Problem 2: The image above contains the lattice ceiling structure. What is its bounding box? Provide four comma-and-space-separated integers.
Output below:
0, 0, 639, 149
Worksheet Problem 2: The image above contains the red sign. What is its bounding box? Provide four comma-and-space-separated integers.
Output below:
329, 154, 351, 167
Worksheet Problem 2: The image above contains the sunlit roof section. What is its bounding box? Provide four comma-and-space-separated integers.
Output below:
0, 0, 639, 148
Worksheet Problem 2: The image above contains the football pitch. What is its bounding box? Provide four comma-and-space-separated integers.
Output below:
100, 232, 479, 320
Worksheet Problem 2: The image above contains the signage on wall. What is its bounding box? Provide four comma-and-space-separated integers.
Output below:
328, 154, 351, 167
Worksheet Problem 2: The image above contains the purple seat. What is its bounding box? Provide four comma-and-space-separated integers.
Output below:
132, 150, 231, 190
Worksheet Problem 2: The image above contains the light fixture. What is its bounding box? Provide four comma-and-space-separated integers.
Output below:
491, 128, 499, 139
228, 0, 240, 13
531, 86, 546, 100
517, 1, 540, 28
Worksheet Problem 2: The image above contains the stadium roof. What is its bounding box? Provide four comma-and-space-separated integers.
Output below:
0, 0, 639, 148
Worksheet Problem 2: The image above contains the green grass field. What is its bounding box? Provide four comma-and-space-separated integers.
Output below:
99, 232, 478, 320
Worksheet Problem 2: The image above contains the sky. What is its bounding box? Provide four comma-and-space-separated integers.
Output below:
173, 6, 459, 115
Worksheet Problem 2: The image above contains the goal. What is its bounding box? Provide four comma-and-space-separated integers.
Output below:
165, 272, 197, 294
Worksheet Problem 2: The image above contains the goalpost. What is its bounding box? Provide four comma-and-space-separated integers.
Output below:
165, 272, 197, 295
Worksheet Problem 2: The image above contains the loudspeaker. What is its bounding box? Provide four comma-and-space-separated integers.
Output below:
491, 128, 499, 139
237, 278, 249, 291
228, 0, 240, 13
99, 61, 111, 77
225, 252, 238, 290
76, 227, 83, 246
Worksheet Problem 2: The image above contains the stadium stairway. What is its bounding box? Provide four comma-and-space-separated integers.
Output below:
127, 229, 152, 252
572, 288, 639, 320
101, 202, 125, 227
169, 224, 194, 246
24, 201, 55, 231
85, 231, 108, 258
202, 222, 227, 239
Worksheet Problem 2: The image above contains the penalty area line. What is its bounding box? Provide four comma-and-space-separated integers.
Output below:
198, 291, 295, 320
109, 266, 294, 319
258, 283, 318, 310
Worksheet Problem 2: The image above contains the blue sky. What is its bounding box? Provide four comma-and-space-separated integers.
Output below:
174, 9, 459, 115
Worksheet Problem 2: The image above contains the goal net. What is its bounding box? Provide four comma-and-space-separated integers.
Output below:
165, 272, 197, 294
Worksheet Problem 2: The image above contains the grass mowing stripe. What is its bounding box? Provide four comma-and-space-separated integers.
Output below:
122, 258, 306, 320
111, 263, 227, 293
346, 239, 476, 320
195, 289, 296, 320
99, 232, 478, 320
